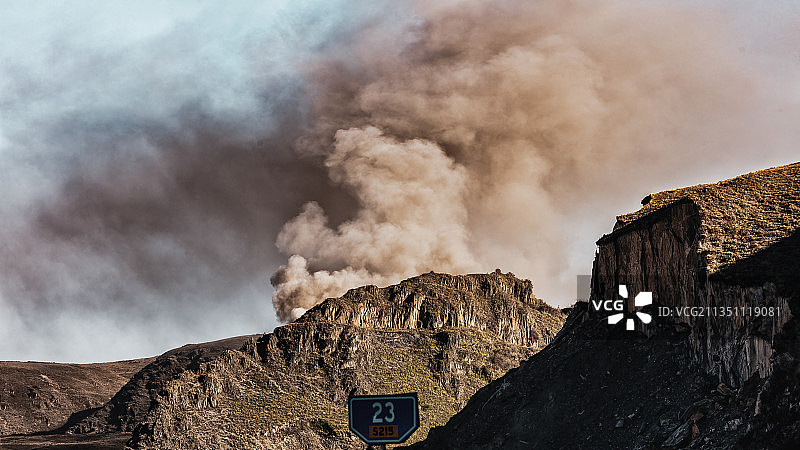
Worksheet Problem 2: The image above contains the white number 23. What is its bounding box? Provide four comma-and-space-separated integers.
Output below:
371, 401, 395, 423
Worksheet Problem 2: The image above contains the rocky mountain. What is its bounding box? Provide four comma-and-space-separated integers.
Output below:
0, 338, 256, 449
45, 271, 562, 448
411, 162, 800, 449
8, 162, 795, 449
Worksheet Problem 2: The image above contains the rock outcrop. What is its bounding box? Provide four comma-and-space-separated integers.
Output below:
413, 162, 800, 449
297, 271, 562, 347
69, 271, 563, 448
594, 162, 799, 388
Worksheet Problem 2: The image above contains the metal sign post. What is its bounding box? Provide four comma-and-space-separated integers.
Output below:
348, 393, 419, 446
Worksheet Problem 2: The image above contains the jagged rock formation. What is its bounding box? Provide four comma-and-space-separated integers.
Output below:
117, 271, 564, 448
0, 272, 562, 449
0, 359, 152, 436
297, 271, 562, 347
412, 162, 800, 449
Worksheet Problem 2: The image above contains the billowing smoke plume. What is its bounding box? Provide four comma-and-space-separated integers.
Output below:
2, 1, 799, 360
271, 127, 478, 320
270, 0, 800, 320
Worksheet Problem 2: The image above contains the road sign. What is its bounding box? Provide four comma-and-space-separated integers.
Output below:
348, 393, 419, 445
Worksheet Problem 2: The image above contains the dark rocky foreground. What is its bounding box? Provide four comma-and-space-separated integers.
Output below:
406, 302, 793, 449
409, 162, 800, 449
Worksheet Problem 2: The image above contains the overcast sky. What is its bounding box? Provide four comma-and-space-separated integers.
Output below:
1, 1, 798, 362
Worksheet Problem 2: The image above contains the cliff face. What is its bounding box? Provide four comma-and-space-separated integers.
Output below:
413, 162, 800, 449
594, 162, 799, 388
91, 271, 563, 449
298, 271, 562, 347
593, 201, 788, 388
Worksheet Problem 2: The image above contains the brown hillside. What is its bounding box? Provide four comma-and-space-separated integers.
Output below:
0, 358, 152, 436
125, 271, 565, 448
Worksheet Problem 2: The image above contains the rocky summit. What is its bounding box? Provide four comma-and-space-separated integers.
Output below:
46, 271, 563, 449
411, 162, 800, 449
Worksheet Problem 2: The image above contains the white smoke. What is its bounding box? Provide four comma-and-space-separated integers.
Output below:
271, 127, 478, 320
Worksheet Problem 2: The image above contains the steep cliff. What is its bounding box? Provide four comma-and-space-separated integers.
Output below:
68, 271, 563, 448
594, 162, 799, 387
413, 162, 800, 449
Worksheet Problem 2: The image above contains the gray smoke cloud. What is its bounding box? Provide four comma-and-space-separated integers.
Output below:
270, 0, 800, 321
1, 1, 799, 360
0, 0, 404, 361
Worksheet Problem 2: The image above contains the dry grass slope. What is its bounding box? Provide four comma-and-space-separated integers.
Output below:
612, 161, 800, 274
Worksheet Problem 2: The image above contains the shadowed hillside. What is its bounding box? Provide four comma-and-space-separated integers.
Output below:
411, 162, 800, 449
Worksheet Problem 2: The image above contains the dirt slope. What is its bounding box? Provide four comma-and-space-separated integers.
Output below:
0, 358, 152, 435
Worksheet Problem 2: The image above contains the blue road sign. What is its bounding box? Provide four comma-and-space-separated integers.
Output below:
348, 393, 419, 445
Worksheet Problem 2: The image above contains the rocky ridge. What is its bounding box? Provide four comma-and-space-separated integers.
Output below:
66, 335, 258, 435
75, 271, 563, 448
297, 271, 562, 347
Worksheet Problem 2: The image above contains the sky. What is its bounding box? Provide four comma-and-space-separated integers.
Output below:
1, 0, 799, 362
